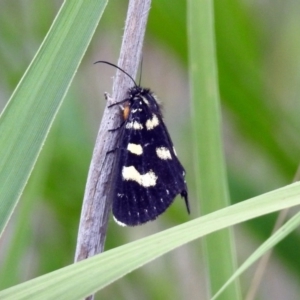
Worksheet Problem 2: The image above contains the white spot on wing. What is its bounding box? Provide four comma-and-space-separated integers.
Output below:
126, 121, 143, 130
166, 189, 169, 195
146, 114, 159, 130
141, 96, 149, 106
173, 146, 177, 156
113, 216, 127, 227
131, 108, 142, 113
127, 143, 143, 155
122, 166, 157, 187
156, 147, 172, 160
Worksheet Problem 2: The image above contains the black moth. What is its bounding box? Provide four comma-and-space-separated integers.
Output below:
96, 61, 190, 226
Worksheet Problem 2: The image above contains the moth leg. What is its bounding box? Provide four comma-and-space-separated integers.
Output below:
104, 92, 114, 106
104, 92, 130, 108
106, 146, 119, 155
108, 98, 130, 108
108, 121, 125, 132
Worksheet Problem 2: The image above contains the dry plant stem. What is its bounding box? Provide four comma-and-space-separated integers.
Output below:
75, 2, 151, 299
74, 0, 151, 262
245, 209, 289, 300
246, 166, 300, 300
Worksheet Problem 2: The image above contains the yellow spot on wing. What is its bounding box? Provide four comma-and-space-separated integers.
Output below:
146, 114, 159, 130
126, 121, 143, 130
127, 143, 143, 155
122, 166, 157, 187
156, 147, 172, 160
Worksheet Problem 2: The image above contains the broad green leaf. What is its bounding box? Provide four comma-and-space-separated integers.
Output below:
0, 182, 300, 300
0, 0, 108, 235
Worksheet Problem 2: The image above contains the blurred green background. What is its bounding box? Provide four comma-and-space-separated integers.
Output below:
1, 0, 300, 299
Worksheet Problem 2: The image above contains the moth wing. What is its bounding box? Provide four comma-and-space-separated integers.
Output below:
112, 112, 188, 226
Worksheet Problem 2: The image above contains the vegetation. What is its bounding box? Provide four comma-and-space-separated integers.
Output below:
0, 1, 300, 299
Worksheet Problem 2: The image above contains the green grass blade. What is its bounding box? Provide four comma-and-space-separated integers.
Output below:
0, 182, 300, 300
211, 211, 300, 300
0, 0, 108, 235
187, 0, 240, 298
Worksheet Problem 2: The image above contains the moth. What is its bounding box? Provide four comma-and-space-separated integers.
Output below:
97, 61, 190, 226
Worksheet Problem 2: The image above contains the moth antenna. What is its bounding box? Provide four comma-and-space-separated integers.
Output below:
94, 61, 138, 87
138, 56, 143, 86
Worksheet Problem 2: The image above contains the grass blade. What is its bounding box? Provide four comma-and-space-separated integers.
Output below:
0, 0, 108, 235
187, 0, 240, 298
211, 211, 300, 300
0, 181, 299, 299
